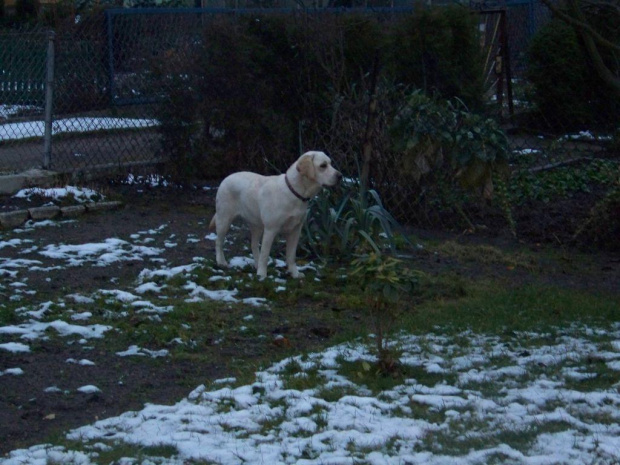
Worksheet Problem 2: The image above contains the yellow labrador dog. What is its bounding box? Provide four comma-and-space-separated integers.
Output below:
209, 151, 342, 278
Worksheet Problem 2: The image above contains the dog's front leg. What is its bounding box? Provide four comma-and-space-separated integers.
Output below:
285, 223, 304, 278
256, 229, 277, 279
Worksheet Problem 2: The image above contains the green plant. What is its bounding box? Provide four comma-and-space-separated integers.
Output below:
572, 176, 620, 251
391, 91, 509, 198
303, 184, 401, 261
494, 175, 517, 237
350, 252, 421, 375
508, 159, 618, 205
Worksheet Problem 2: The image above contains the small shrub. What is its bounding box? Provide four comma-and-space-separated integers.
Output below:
573, 180, 620, 251
350, 252, 421, 375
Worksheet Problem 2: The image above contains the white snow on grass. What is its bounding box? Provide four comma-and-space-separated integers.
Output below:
66, 358, 96, 366
138, 263, 198, 282
559, 130, 613, 142
3, 328, 619, 465
123, 173, 171, 188
0, 320, 111, 344
512, 148, 540, 156
116, 345, 170, 358
0, 238, 25, 250
0, 342, 31, 353
0, 367, 24, 376
39, 238, 163, 267
13, 186, 103, 204
77, 385, 101, 394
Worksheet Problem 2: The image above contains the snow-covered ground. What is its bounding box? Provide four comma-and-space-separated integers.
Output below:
0, 116, 158, 141
1, 186, 620, 465
3, 324, 620, 464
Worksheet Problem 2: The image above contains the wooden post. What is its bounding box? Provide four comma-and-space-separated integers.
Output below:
43, 30, 55, 169
360, 51, 380, 201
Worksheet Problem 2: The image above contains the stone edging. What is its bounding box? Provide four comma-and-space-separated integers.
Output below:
0, 201, 124, 229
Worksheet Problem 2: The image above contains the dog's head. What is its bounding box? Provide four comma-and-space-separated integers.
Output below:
296, 151, 342, 187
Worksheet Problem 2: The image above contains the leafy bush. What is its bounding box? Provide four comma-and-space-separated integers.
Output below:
527, 19, 620, 131
387, 5, 484, 109
508, 159, 618, 205
154, 15, 303, 182
155, 10, 486, 183
390, 91, 509, 198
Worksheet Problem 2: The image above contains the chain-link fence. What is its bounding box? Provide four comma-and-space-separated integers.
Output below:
0, 4, 560, 176
1, 4, 618, 243
0, 19, 163, 175
0, 28, 49, 172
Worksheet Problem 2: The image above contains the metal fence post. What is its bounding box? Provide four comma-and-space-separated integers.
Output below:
43, 30, 55, 170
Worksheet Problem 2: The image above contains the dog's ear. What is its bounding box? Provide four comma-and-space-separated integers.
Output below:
297, 153, 316, 181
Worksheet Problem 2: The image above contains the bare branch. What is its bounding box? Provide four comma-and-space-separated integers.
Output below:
565, 0, 620, 96
539, 0, 620, 53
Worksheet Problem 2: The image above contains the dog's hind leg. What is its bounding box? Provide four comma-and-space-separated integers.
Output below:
250, 225, 263, 269
214, 214, 232, 268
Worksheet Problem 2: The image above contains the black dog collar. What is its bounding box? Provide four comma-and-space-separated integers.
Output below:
285, 175, 311, 202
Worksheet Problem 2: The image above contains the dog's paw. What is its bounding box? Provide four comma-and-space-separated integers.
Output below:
290, 271, 305, 279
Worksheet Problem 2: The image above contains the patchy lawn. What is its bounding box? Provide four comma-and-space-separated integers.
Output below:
1, 181, 619, 464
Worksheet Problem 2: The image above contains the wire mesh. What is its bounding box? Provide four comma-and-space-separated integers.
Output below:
0, 4, 617, 240
0, 27, 48, 173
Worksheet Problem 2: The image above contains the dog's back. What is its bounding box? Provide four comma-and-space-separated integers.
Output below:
209, 172, 270, 231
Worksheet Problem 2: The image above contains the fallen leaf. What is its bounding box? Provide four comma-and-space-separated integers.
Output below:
272, 336, 291, 348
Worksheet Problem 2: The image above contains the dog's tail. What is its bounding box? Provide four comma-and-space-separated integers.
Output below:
209, 215, 216, 232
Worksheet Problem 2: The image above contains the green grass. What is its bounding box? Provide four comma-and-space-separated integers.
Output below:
403, 284, 619, 335
431, 240, 539, 270
0, 303, 21, 326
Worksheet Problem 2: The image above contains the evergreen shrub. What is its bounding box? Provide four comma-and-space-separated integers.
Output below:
527, 19, 620, 132
155, 8, 485, 182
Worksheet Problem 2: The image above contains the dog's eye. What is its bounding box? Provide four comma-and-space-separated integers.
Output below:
320, 163, 328, 169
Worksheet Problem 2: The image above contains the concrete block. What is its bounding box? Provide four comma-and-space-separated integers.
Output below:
0, 174, 28, 195
22, 169, 60, 188
0, 210, 29, 228
85, 201, 123, 212
0, 170, 60, 195
28, 205, 61, 221
60, 205, 86, 218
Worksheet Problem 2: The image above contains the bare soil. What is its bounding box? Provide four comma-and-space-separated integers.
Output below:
0, 182, 618, 455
